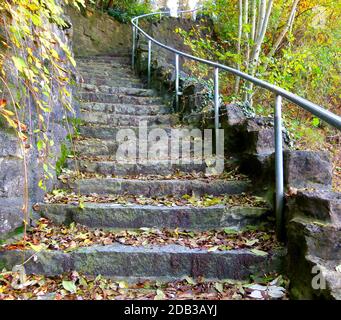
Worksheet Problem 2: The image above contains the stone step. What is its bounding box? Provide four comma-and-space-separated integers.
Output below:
77, 69, 137, 79
79, 112, 178, 126
78, 69, 140, 79
38, 203, 270, 230
66, 159, 207, 176
77, 64, 134, 72
68, 178, 251, 197
76, 61, 131, 69
79, 92, 163, 105
80, 84, 156, 97
0, 244, 283, 280
80, 102, 171, 115
78, 125, 175, 139
73, 138, 193, 157
76, 55, 131, 64
79, 77, 145, 89
80, 74, 143, 84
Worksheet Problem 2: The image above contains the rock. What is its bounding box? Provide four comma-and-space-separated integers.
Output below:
224, 104, 246, 127
0, 132, 22, 157
221, 113, 276, 155
0, 158, 24, 198
286, 190, 341, 227
0, 249, 72, 276
284, 150, 332, 190
0, 198, 23, 238
240, 150, 333, 191
287, 216, 341, 299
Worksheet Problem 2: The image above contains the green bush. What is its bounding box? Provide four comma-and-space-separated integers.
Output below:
107, 1, 151, 23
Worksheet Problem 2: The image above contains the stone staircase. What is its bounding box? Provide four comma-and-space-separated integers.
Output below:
0, 55, 284, 281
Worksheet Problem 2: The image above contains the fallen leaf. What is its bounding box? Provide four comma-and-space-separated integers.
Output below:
62, 280, 77, 293
250, 249, 268, 256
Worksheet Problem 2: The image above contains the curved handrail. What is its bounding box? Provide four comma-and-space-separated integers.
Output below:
131, 10, 341, 129
130, 8, 341, 238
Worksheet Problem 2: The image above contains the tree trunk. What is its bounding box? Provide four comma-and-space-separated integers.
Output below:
268, 0, 300, 58
234, 0, 243, 95
243, 0, 250, 74
245, 0, 273, 103
256, 0, 266, 40
251, 0, 257, 42
107, 0, 114, 9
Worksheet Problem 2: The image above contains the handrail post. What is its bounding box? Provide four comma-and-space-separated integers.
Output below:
214, 67, 220, 131
175, 53, 180, 111
147, 39, 152, 88
132, 25, 136, 70
275, 95, 284, 239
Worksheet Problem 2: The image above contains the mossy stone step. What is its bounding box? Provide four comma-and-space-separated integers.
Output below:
80, 77, 145, 88
80, 84, 156, 97
68, 178, 251, 197
76, 56, 131, 64
73, 138, 199, 157
79, 112, 178, 126
79, 92, 163, 105
78, 125, 176, 139
66, 159, 207, 176
38, 203, 270, 230
80, 102, 171, 115
0, 244, 284, 280
79, 69, 141, 79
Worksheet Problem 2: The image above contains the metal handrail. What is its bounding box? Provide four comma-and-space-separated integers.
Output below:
131, 8, 341, 237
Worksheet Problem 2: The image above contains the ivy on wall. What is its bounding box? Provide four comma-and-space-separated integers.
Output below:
0, 0, 85, 236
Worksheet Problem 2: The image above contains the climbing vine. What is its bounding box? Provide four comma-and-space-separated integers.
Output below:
0, 0, 85, 236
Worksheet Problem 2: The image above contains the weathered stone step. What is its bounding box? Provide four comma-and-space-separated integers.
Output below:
77, 64, 134, 72
76, 55, 131, 64
73, 138, 192, 157
78, 125, 175, 139
80, 102, 171, 115
76, 61, 131, 69
79, 77, 145, 88
67, 159, 207, 176
79, 112, 178, 126
78, 69, 140, 79
79, 92, 163, 105
68, 178, 250, 197
39, 203, 270, 230
78, 68, 137, 79
80, 74, 143, 83
80, 84, 156, 97
0, 244, 283, 280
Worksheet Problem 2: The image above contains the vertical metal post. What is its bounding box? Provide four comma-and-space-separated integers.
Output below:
132, 25, 136, 70
147, 40, 152, 88
214, 67, 220, 131
275, 94, 284, 239
175, 53, 180, 111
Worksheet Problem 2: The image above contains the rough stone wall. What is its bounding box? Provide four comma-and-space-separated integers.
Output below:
286, 191, 341, 299
66, 6, 132, 57
0, 130, 24, 237
0, 4, 76, 239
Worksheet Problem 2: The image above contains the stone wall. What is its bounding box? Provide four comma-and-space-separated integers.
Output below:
66, 6, 132, 57
0, 4, 76, 239
0, 130, 24, 237
286, 191, 341, 299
